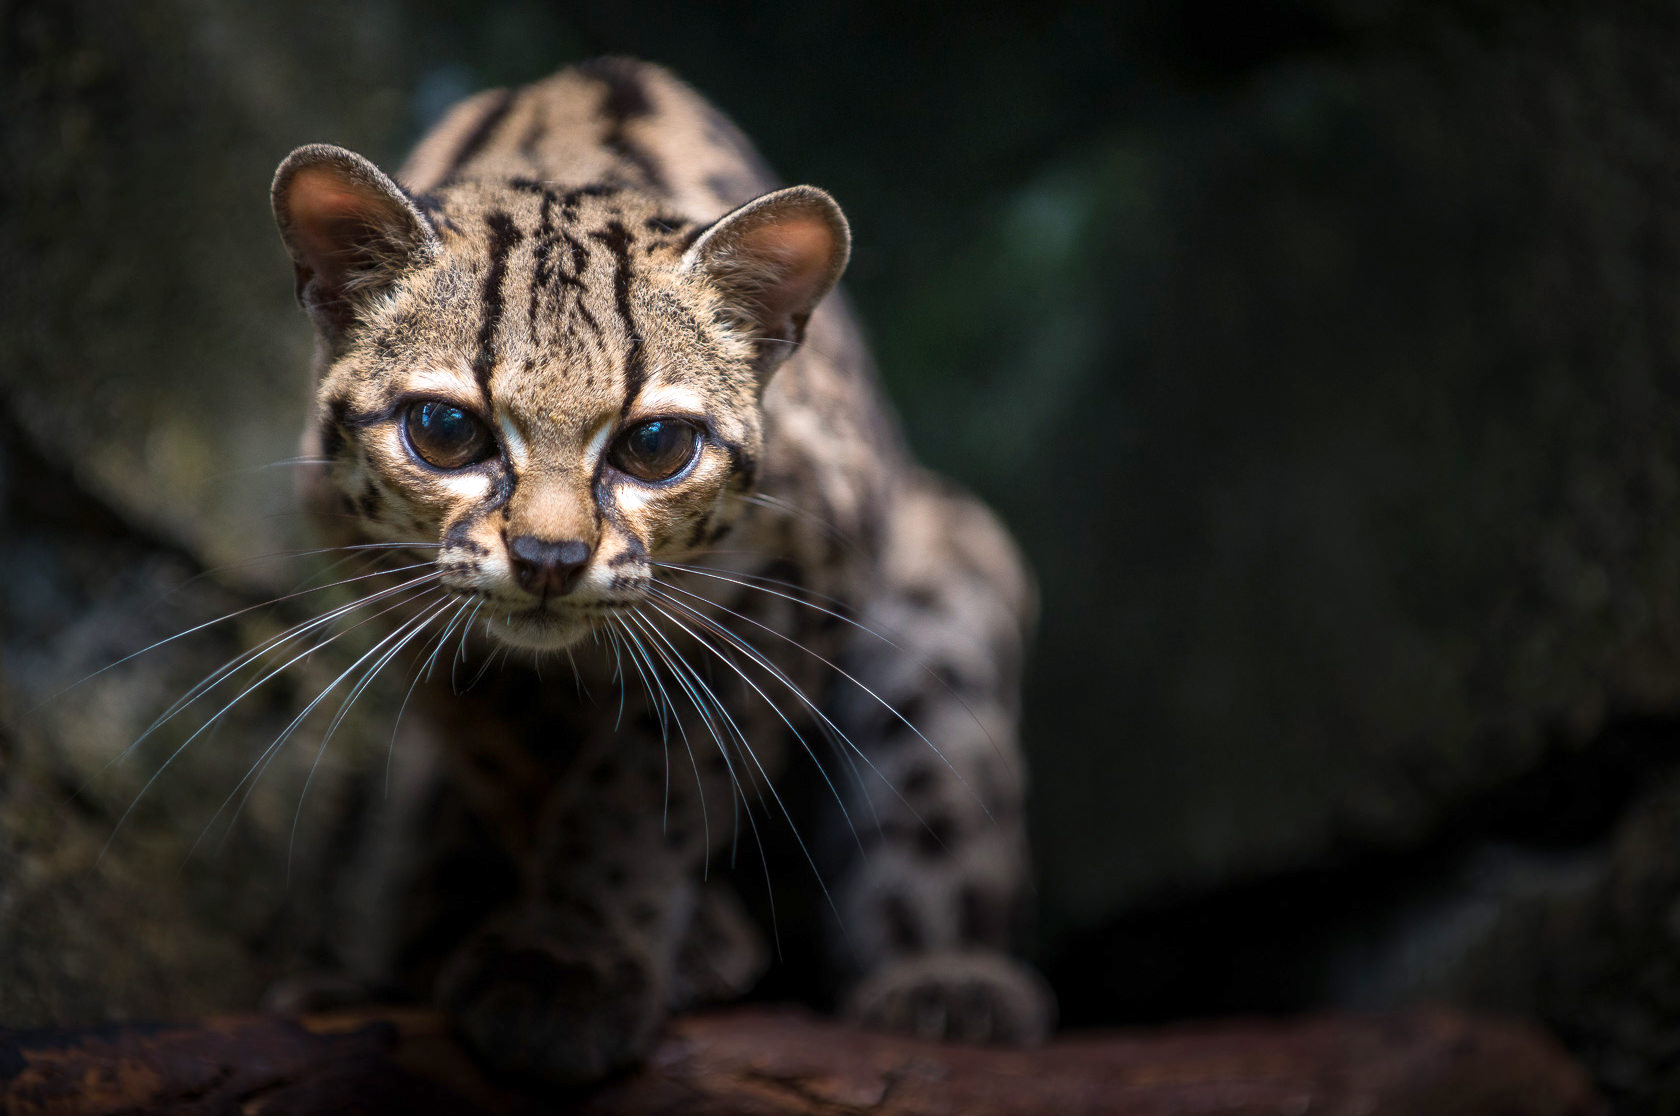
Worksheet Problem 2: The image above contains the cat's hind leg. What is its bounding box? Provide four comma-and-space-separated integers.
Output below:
824, 477, 1055, 1043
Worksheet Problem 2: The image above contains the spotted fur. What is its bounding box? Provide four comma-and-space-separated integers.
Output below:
270, 58, 1051, 1084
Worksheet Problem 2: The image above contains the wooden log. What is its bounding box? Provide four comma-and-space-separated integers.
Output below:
0, 1005, 1604, 1116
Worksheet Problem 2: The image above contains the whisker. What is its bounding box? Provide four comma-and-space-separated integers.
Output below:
634, 603, 839, 934
103, 577, 441, 860
37, 555, 442, 717
605, 624, 629, 732
449, 600, 485, 691
210, 590, 457, 860
286, 594, 458, 877
728, 491, 862, 557
652, 559, 1003, 762
647, 586, 942, 850
611, 617, 678, 829
651, 578, 988, 826
90, 568, 447, 799
626, 608, 779, 953
643, 589, 866, 854
194, 454, 333, 483
197, 589, 453, 866
385, 596, 475, 797
624, 610, 720, 873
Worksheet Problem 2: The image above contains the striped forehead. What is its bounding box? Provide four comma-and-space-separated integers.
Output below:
414, 185, 728, 434
427, 187, 691, 390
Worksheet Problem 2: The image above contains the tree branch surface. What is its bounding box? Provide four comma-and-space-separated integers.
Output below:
1, 1005, 1603, 1116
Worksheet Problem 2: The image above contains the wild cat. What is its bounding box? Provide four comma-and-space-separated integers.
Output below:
262, 57, 1051, 1083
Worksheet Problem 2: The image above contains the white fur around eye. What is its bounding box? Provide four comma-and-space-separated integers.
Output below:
629, 385, 707, 418
614, 482, 655, 516
437, 471, 493, 501
584, 418, 615, 471
405, 366, 480, 400
495, 407, 529, 471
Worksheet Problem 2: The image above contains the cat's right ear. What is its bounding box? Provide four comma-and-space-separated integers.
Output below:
272, 144, 439, 338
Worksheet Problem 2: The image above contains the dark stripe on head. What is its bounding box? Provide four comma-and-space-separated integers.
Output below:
589, 220, 645, 412
579, 58, 654, 120
474, 210, 523, 396
559, 183, 621, 223
517, 114, 544, 156
528, 191, 555, 328
441, 88, 515, 183
582, 61, 665, 192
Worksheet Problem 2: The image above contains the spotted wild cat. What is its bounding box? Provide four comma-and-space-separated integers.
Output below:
268, 57, 1051, 1083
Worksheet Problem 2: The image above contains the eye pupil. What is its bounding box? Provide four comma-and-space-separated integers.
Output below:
610, 419, 699, 482
405, 401, 491, 469
636, 422, 666, 455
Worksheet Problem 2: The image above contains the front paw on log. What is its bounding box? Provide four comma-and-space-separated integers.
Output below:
436, 924, 662, 1086
846, 950, 1056, 1044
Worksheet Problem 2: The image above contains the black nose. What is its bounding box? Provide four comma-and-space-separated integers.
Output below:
508, 536, 592, 597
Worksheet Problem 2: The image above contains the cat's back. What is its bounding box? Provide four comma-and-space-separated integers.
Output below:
400, 58, 779, 223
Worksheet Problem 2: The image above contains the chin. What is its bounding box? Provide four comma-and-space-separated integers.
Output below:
480, 607, 595, 652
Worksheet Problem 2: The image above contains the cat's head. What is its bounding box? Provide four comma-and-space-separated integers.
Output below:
271, 144, 848, 650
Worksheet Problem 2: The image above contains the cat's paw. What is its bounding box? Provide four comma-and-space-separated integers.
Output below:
845, 950, 1055, 1044
436, 921, 663, 1086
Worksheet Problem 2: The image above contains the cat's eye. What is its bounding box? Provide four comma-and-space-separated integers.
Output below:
608, 419, 701, 483
403, 400, 494, 470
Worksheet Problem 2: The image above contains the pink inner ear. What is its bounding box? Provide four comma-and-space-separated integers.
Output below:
287, 168, 399, 265
738, 212, 838, 306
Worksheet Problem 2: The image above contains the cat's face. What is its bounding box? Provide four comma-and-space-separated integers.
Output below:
273, 146, 847, 651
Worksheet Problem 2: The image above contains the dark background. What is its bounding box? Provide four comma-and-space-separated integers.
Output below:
8, 0, 1680, 1107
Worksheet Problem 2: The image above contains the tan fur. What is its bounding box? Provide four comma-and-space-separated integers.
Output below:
270, 58, 1051, 1084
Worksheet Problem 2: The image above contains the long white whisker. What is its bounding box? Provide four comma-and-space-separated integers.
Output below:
35, 557, 443, 716
95, 567, 447, 792
624, 610, 719, 873
729, 491, 860, 557
647, 586, 941, 849
627, 608, 780, 953
605, 624, 629, 732
104, 578, 441, 860
635, 603, 838, 932
196, 592, 456, 863
385, 596, 474, 797
653, 560, 1003, 763
644, 589, 866, 854
612, 617, 679, 829
651, 578, 988, 825
286, 595, 458, 877
450, 600, 485, 691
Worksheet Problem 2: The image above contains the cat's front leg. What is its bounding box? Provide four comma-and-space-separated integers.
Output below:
435, 736, 723, 1086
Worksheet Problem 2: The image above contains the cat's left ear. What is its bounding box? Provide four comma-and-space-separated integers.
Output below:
272, 143, 440, 340
682, 185, 850, 381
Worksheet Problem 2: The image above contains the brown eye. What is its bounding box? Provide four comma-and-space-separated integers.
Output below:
609, 419, 701, 482
403, 400, 494, 469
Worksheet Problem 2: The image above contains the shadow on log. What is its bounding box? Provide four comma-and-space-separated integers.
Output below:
1, 1005, 1602, 1115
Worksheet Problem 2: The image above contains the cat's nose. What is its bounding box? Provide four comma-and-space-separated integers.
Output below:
507, 535, 592, 597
